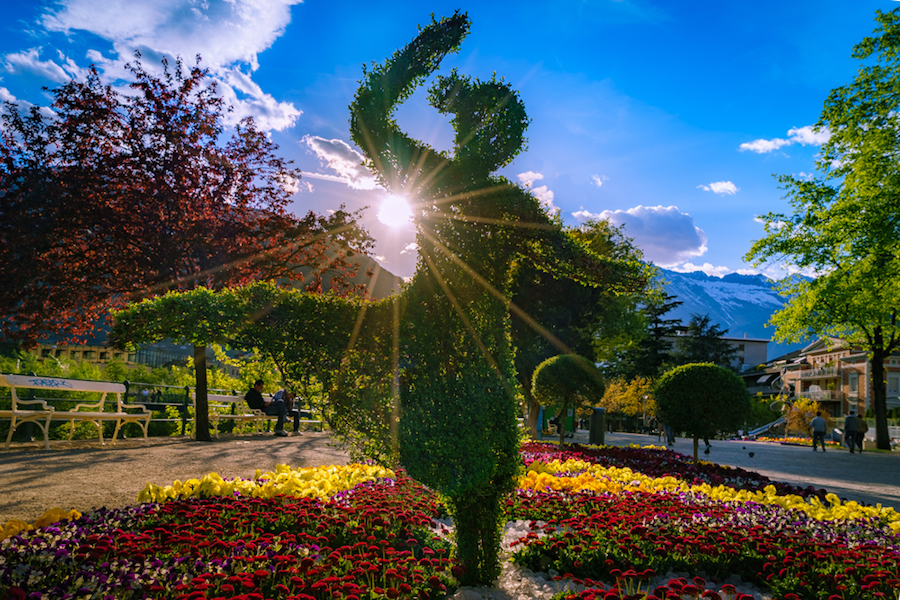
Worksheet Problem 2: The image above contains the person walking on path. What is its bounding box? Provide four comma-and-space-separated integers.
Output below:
843, 410, 859, 453
245, 379, 288, 437
856, 415, 869, 453
810, 411, 827, 452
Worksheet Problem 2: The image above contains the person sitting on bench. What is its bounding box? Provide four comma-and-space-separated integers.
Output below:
274, 389, 302, 434
245, 379, 288, 437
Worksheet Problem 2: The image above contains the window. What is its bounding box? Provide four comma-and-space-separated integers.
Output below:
849, 373, 859, 395
889, 375, 900, 394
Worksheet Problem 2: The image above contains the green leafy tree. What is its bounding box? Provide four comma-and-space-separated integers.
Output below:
745, 8, 900, 450
655, 363, 751, 461
672, 314, 739, 369
747, 392, 781, 432
111, 283, 393, 450
532, 355, 605, 445
510, 219, 650, 438
613, 292, 683, 380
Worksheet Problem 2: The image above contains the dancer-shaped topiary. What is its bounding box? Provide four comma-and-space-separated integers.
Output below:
350, 12, 618, 584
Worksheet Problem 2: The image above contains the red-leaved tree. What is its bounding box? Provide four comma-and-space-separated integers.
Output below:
0, 56, 372, 440
0, 54, 372, 347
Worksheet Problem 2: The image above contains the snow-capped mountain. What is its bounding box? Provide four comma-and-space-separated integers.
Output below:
658, 269, 805, 360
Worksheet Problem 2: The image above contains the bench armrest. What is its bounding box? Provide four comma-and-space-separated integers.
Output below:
14, 398, 55, 411
70, 400, 105, 412
117, 397, 151, 414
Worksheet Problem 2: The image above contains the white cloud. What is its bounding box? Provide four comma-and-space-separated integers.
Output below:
753, 215, 786, 230
303, 136, 380, 191
7, 0, 304, 131
531, 185, 559, 215
574, 205, 707, 267
400, 242, 418, 255
697, 181, 739, 195
3, 47, 86, 83
517, 170, 544, 187
739, 137, 791, 153
739, 125, 830, 154
591, 174, 607, 187
670, 262, 732, 278
515, 171, 558, 214
787, 125, 830, 146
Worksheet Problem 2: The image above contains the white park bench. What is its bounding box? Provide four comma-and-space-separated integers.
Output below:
206, 393, 322, 437
1, 374, 55, 450
0, 374, 151, 448
206, 394, 263, 437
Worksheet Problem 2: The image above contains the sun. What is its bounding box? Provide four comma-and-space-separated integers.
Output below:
377, 195, 413, 227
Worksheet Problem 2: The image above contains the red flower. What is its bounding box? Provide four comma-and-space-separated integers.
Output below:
8, 588, 26, 600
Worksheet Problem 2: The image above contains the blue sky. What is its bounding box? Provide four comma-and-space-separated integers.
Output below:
0, 0, 892, 280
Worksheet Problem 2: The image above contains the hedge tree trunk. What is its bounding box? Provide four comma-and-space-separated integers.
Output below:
193, 344, 212, 442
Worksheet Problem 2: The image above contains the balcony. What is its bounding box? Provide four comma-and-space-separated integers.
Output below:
798, 366, 841, 379
798, 390, 843, 402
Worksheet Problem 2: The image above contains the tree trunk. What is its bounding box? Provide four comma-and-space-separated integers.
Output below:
193, 344, 212, 442
517, 371, 540, 439
558, 401, 568, 446
870, 328, 891, 450
692, 435, 699, 462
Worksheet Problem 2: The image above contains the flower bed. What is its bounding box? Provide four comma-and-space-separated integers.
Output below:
2, 443, 899, 600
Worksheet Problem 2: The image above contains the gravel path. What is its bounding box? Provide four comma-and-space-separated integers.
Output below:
4, 429, 900, 526
0, 432, 350, 524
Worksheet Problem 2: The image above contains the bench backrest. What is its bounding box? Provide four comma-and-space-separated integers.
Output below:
0, 374, 126, 394
207, 394, 247, 405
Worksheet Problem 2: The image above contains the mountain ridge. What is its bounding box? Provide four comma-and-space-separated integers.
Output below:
658, 268, 805, 360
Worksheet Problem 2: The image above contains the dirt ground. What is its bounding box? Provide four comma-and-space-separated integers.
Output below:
0, 431, 350, 524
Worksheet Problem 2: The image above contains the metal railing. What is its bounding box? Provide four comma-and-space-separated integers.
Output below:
798, 366, 841, 379
798, 390, 843, 401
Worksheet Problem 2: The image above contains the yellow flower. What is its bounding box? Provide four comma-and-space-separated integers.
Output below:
137, 463, 396, 504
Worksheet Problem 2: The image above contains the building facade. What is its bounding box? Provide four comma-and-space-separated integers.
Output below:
772, 338, 900, 417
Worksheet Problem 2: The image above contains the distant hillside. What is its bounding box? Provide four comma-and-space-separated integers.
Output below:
348, 255, 405, 299
658, 269, 807, 360
310, 254, 403, 299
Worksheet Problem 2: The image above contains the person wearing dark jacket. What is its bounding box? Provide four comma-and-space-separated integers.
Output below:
245, 379, 288, 437
843, 411, 859, 453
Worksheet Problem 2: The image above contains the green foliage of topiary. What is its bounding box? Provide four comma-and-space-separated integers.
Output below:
349, 11, 619, 585
655, 362, 751, 460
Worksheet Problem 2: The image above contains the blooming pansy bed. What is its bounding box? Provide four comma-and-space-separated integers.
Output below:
1, 443, 898, 600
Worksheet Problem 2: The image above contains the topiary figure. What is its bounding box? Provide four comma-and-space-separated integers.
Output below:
532, 354, 605, 445
349, 11, 620, 585
655, 362, 751, 461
